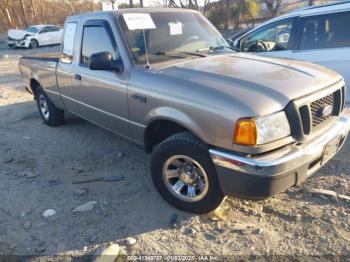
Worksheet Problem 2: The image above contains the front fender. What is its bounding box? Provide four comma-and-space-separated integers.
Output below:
145, 106, 211, 144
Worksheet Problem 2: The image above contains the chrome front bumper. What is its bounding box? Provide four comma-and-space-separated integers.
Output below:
210, 113, 350, 177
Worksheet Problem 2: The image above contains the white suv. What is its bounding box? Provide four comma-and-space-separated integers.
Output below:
232, 1, 350, 104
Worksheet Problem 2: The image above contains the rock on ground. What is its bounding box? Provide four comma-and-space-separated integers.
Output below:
93, 243, 120, 262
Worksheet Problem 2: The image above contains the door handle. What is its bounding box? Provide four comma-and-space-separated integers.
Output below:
74, 74, 82, 80
131, 94, 147, 103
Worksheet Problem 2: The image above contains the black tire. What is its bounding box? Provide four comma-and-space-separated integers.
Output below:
35, 87, 64, 126
151, 132, 224, 214
30, 39, 39, 49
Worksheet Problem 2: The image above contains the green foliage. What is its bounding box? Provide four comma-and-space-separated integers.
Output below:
231, 0, 260, 28
232, 0, 260, 20
207, 0, 260, 30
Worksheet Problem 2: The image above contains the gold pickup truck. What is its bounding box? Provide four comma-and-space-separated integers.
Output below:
19, 9, 350, 213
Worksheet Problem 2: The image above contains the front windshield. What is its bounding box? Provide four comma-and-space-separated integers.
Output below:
118, 11, 229, 64
25, 26, 40, 33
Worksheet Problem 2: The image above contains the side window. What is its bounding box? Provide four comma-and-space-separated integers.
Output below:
47, 26, 61, 32
81, 25, 117, 66
61, 22, 77, 64
299, 11, 350, 50
240, 18, 295, 52
39, 27, 49, 34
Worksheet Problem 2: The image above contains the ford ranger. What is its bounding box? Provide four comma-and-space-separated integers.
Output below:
19, 9, 350, 213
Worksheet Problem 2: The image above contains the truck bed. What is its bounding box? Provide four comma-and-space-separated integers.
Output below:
19, 53, 63, 109
21, 53, 60, 63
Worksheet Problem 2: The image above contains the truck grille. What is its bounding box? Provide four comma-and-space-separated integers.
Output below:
287, 86, 345, 138
310, 93, 334, 127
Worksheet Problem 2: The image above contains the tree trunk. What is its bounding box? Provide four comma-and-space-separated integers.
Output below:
19, 0, 28, 27
224, 0, 230, 30
40, 1, 47, 24
29, 0, 37, 24
129, 0, 134, 8
69, 0, 76, 14
5, 8, 13, 27
308, 0, 315, 6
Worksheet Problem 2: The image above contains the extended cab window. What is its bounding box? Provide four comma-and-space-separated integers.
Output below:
299, 11, 350, 50
61, 22, 77, 64
81, 26, 117, 66
240, 18, 295, 52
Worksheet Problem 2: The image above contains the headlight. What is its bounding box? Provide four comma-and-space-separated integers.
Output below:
234, 111, 291, 146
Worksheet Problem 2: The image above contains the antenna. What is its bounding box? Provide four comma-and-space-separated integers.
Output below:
142, 29, 151, 69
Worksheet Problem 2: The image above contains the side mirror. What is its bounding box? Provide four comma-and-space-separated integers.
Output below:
227, 38, 241, 52
235, 39, 242, 52
89, 52, 123, 72
226, 38, 234, 47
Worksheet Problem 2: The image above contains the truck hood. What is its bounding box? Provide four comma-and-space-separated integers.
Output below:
155, 53, 342, 115
8, 29, 34, 40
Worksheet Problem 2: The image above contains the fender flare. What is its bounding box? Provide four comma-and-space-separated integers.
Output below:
144, 106, 210, 144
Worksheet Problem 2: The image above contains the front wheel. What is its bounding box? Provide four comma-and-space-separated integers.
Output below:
151, 132, 224, 214
35, 88, 64, 126
30, 39, 39, 49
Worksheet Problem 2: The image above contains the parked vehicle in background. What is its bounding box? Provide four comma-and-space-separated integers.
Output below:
8, 25, 63, 49
19, 9, 350, 213
227, 28, 253, 44
231, 1, 350, 105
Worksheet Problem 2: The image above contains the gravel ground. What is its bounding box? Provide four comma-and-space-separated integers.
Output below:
0, 41, 350, 261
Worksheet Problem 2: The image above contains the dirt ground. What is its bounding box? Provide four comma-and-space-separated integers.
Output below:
0, 38, 350, 261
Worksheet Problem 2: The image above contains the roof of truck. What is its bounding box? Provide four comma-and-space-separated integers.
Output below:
114, 7, 198, 14
67, 8, 198, 20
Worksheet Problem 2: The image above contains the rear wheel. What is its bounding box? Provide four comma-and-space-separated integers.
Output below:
30, 39, 39, 49
35, 87, 64, 126
151, 132, 224, 213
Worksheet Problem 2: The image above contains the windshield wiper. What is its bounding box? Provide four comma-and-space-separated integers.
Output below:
197, 46, 237, 52
154, 51, 207, 58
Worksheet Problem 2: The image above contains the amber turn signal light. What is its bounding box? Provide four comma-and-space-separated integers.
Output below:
234, 119, 257, 146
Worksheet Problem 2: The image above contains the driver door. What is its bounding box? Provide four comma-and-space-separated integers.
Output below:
73, 20, 130, 137
239, 18, 297, 59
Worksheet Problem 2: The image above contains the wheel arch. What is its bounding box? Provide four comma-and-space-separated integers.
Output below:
30, 38, 39, 48
29, 78, 41, 99
143, 107, 209, 153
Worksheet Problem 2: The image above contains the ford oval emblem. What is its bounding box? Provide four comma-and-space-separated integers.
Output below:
318, 105, 333, 117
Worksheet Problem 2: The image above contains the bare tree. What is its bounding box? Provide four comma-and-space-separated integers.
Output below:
5, 8, 13, 27
202, 0, 212, 15
40, 1, 47, 24
261, 0, 285, 18
29, 0, 37, 24
68, 0, 76, 14
0, 0, 102, 32
224, 0, 230, 30
19, 0, 29, 27
0, 0, 14, 28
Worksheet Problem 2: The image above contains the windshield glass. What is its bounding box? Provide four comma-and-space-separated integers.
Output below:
117, 11, 228, 64
25, 26, 40, 33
